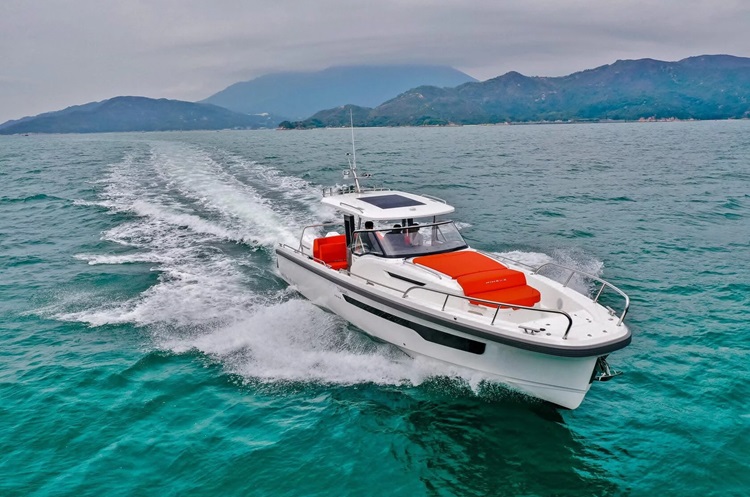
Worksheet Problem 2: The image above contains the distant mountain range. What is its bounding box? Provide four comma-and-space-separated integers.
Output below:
3, 56, 749, 135
200, 65, 478, 120
0, 96, 279, 135
0, 65, 476, 134
283, 55, 750, 128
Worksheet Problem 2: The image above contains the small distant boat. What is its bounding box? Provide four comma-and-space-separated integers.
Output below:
276, 135, 631, 409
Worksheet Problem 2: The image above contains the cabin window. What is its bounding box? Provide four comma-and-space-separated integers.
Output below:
351, 231, 384, 256
353, 221, 467, 258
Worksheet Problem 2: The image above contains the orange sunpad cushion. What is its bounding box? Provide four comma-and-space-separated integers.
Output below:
413, 251, 506, 278
457, 268, 527, 295
414, 250, 540, 308
469, 286, 542, 308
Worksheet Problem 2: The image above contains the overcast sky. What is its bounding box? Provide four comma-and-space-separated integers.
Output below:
1, 0, 749, 123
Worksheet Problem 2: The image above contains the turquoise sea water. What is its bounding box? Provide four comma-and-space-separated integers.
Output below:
1, 122, 748, 496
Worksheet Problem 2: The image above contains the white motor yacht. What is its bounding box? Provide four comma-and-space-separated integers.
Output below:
276, 154, 631, 409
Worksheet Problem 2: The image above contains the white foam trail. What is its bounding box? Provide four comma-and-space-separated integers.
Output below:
72, 199, 113, 208
55, 260, 261, 329
129, 200, 238, 240
236, 159, 322, 206
74, 252, 168, 265
84, 144, 330, 248
155, 298, 500, 388
53, 282, 476, 388
148, 142, 323, 247
62, 147, 270, 329
159, 299, 401, 381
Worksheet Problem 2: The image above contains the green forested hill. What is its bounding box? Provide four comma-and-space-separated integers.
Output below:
0, 97, 280, 134
283, 55, 750, 128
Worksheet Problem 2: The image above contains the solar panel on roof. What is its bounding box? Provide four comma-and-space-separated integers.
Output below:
360, 194, 425, 209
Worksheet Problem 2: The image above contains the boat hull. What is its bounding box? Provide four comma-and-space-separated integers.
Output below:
277, 247, 602, 409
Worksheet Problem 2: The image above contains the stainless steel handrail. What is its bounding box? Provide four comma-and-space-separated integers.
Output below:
279, 242, 302, 254
421, 193, 447, 204
532, 262, 630, 325
339, 202, 364, 213
402, 286, 574, 339
402, 259, 443, 280
323, 186, 391, 197
297, 222, 344, 251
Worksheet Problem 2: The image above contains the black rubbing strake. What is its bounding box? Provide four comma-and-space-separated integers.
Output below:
343, 295, 486, 354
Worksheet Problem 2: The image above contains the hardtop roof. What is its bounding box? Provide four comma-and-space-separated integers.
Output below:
321, 189, 455, 220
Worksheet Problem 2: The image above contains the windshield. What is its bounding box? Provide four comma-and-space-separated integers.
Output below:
351, 221, 467, 258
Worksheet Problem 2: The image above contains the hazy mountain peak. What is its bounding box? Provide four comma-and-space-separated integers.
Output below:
200, 64, 478, 119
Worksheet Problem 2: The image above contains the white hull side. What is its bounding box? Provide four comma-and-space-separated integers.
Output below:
277, 251, 597, 409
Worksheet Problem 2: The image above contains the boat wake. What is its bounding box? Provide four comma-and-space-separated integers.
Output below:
49, 140, 605, 395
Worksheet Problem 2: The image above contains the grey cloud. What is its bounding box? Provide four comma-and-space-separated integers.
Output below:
1, 0, 748, 122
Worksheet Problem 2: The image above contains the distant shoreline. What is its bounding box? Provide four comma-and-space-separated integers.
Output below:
3, 117, 749, 136
277, 116, 750, 131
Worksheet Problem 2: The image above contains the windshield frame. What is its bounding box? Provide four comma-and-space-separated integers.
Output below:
351, 220, 468, 259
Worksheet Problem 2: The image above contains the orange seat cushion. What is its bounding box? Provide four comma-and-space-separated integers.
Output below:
457, 268, 527, 295
319, 243, 347, 263
313, 234, 346, 259
313, 234, 348, 270
413, 251, 506, 278
469, 286, 541, 308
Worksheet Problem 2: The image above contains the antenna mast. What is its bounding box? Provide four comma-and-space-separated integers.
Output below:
349, 109, 362, 192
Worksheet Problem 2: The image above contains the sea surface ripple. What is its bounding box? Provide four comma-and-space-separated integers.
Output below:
1, 122, 748, 496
